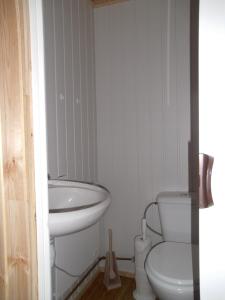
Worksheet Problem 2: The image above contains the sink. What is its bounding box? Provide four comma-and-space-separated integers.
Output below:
48, 180, 111, 237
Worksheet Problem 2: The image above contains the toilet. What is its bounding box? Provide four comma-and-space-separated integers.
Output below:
145, 192, 194, 300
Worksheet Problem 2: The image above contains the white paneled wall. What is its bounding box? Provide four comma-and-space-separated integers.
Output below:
54, 224, 100, 299
44, 0, 97, 182
43, 1, 98, 299
95, 0, 190, 272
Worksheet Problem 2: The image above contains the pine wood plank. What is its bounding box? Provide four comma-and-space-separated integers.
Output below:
0, 0, 38, 298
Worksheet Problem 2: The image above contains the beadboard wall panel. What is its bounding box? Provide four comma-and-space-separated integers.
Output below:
95, 0, 190, 271
43, 1, 98, 299
44, 0, 58, 177
64, 0, 76, 179
43, 0, 97, 182
71, 0, 83, 180
54, 0, 67, 177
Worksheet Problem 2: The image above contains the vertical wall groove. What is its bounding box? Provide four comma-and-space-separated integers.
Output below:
62, 0, 69, 177
78, 0, 85, 179
70, 0, 76, 178
85, 0, 90, 180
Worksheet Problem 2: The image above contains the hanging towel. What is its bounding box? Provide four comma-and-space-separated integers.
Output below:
199, 153, 214, 208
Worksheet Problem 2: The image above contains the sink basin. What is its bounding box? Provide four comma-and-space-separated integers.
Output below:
48, 180, 111, 237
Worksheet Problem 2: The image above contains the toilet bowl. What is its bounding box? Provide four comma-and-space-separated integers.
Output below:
145, 241, 193, 300
143, 192, 194, 300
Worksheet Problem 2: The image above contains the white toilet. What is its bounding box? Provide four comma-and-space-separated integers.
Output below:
145, 192, 194, 300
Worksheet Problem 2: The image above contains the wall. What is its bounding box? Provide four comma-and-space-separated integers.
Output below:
43, 1, 98, 299
54, 225, 100, 299
94, 0, 190, 272
44, 0, 97, 182
199, 0, 225, 299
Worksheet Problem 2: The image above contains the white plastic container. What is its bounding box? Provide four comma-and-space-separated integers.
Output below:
133, 236, 155, 300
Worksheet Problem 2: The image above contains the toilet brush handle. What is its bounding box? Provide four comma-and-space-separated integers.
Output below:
142, 218, 147, 240
108, 229, 115, 279
109, 229, 112, 253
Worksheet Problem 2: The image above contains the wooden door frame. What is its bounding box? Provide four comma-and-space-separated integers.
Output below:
190, 0, 199, 299
28, 0, 51, 299
0, 0, 51, 298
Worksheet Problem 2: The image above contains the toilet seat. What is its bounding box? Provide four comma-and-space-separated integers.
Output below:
145, 242, 193, 287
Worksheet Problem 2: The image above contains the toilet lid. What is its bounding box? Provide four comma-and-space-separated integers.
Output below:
146, 242, 193, 286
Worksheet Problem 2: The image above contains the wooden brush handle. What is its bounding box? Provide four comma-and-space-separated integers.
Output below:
109, 229, 112, 253
108, 229, 115, 279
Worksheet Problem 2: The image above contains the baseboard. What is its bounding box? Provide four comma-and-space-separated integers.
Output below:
63, 265, 100, 300
99, 266, 135, 278
74, 267, 100, 300
64, 261, 135, 299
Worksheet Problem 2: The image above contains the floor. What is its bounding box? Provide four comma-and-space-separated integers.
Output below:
80, 272, 136, 300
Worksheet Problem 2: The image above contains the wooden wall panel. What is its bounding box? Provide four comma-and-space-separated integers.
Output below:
0, 0, 38, 299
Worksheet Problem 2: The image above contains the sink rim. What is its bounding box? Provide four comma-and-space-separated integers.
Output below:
48, 179, 111, 237
48, 181, 109, 213
48, 179, 110, 193
49, 199, 103, 213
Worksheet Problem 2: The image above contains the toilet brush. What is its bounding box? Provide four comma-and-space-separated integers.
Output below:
103, 229, 121, 290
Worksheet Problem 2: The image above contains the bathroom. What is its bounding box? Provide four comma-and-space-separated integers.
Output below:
2, 0, 225, 299
44, 0, 191, 299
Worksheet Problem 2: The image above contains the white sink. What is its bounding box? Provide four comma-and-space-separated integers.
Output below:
48, 180, 111, 237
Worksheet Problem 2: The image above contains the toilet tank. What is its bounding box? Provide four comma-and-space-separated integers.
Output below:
157, 192, 191, 243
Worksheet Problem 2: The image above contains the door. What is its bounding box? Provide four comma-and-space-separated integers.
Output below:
199, 0, 225, 299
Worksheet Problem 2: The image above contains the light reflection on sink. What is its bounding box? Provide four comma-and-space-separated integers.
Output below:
48, 180, 111, 237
